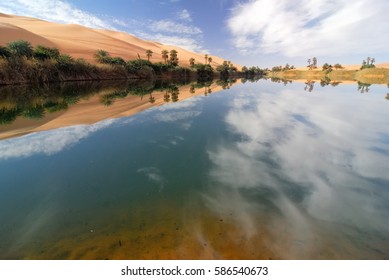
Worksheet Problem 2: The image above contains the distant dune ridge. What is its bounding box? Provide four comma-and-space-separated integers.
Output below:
0, 12, 231, 68
1, 13, 387, 71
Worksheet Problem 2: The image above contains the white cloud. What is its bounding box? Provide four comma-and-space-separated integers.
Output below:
111, 18, 128, 27
126, 6, 205, 53
138, 31, 207, 52
135, 17, 206, 52
227, 0, 389, 57
150, 20, 201, 35
177, 9, 192, 22
0, 0, 114, 30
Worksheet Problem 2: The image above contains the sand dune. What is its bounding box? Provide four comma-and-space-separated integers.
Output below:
376, 63, 389, 69
0, 81, 236, 140
0, 13, 234, 68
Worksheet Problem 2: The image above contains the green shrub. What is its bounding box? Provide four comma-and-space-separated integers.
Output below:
360, 64, 376, 70
7, 40, 33, 58
0, 46, 11, 59
34, 45, 60, 61
151, 62, 172, 74
125, 59, 155, 78
56, 54, 74, 71
0, 107, 21, 124
108, 57, 126, 66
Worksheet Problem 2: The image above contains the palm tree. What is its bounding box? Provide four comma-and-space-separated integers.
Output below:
171, 87, 179, 102
312, 57, 317, 68
161, 50, 169, 64
204, 54, 208, 64
169, 49, 178, 66
208, 57, 212, 65
7, 40, 33, 58
148, 94, 155, 103
189, 57, 195, 67
163, 92, 170, 102
34, 45, 60, 60
145, 49, 153, 61
94, 49, 110, 63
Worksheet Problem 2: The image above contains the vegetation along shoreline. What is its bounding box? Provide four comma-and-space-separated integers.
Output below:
1, 40, 389, 85
267, 57, 389, 85
0, 40, 263, 85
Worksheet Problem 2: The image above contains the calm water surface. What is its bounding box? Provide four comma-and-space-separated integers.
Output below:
0, 80, 388, 259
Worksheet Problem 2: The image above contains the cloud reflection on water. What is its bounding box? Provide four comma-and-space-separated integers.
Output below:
137, 167, 165, 191
205, 83, 389, 242
0, 119, 116, 160
0, 96, 204, 161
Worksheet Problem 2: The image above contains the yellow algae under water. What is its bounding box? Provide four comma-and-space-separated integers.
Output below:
16, 200, 387, 260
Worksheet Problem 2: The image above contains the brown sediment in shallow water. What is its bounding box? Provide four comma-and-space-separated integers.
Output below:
14, 200, 388, 260
20, 208, 277, 260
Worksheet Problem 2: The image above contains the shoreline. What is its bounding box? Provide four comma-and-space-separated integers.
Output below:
266, 67, 389, 84
0, 79, 240, 140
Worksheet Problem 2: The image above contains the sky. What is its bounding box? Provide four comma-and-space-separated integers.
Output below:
0, 0, 388, 68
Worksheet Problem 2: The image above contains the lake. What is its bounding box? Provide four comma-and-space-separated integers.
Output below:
0, 79, 388, 259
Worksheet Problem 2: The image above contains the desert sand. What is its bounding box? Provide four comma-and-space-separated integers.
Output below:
295, 63, 389, 71
0, 13, 234, 68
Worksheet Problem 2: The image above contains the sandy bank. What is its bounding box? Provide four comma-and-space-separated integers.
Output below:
268, 68, 389, 84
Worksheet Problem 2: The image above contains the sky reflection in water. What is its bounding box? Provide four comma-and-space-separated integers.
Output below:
0, 80, 388, 259
207, 82, 389, 227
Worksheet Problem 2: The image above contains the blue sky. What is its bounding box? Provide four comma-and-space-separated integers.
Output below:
1, 0, 389, 68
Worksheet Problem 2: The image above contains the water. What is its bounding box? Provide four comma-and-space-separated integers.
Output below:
0, 79, 388, 259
